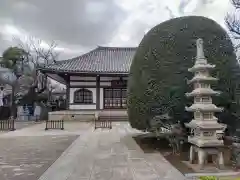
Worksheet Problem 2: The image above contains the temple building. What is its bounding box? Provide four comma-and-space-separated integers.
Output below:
38, 46, 137, 112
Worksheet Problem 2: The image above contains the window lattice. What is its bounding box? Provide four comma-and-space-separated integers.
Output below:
74, 89, 93, 104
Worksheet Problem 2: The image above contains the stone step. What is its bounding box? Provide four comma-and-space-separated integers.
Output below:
99, 116, 128, 121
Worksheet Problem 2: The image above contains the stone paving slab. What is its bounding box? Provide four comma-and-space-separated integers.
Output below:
15, 121, 40, 130
38, 122, 185, 180
0, 135, 78, 180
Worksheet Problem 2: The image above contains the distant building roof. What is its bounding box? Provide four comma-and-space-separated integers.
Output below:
38, 46, 137, 74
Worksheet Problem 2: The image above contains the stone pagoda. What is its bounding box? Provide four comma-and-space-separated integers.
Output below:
185, 38, 226, 169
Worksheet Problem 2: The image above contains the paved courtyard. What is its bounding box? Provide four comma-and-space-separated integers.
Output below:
0, 135, 78, 180
0, 121, 186, 180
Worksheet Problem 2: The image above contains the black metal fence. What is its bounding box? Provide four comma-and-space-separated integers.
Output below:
0, 119, 15, 131
45, 120, 64, 130
94, 119, 112, 129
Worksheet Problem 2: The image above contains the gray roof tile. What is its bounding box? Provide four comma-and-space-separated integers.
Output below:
39, 46, 137, 74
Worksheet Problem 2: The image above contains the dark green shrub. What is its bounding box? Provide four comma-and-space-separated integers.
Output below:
127, 16, 239, 131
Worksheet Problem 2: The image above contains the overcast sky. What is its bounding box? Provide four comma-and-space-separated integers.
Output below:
0, 0, 233, 60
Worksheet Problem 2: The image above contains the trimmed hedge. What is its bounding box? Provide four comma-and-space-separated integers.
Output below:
199, 177, 218, 180
127, 16, 239, 131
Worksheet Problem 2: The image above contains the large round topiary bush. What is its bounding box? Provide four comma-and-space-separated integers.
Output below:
128, 16, 240, 131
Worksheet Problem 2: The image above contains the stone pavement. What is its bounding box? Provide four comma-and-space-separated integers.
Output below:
36, 122, 185, 180
0, 135, 78, 180
3, 121, 239, 180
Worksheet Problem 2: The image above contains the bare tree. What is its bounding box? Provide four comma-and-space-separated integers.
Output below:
15, 36, 59, 65
232, 0, 240, 8
226, 1, 240, 38
0, 36, 60, 118
226, 0, 240, 64
13, 36, 60, 94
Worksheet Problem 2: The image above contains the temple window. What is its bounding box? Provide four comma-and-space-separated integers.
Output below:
74, 89, 93, 104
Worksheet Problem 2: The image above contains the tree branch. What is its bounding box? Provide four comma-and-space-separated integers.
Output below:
13, 36, 59, 66
12, 36, 60, 95
225, 13, 240, 37
231, 0, 240, 8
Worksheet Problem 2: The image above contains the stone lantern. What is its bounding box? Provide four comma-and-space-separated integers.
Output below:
185, 38, 226, 169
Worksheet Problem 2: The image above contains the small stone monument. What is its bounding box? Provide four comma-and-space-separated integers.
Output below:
185, 38, 226, 169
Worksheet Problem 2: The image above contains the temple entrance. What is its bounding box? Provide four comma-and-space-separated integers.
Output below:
103, 88, 127, 109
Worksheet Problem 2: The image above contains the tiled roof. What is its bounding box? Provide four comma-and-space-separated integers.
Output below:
38, 46, 137, 74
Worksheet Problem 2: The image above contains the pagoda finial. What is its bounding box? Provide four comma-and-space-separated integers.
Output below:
196, 38, 207, 64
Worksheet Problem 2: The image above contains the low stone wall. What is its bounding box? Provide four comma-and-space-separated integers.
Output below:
48, 111, 96, 121
48, 110, 128, 121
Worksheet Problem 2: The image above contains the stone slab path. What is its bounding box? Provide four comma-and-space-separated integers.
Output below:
37, 122, 185, 180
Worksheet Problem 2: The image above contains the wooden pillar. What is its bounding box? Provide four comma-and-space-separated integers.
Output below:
96, 75, 100, 110
66, 77, 70, 110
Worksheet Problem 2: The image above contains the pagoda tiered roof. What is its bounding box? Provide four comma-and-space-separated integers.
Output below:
186, 88, 221, 97
185, 104, 223, 112
188, 63, 215, 72
185, 120, 226, 130
185, 38, 226, 156
188, 75, 218, 83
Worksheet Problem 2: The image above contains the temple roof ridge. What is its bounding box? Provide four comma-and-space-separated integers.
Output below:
37, 45, 137, 74
96, 46, 137, 50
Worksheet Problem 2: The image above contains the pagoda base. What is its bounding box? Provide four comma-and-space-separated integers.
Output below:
189, 145, 224, 169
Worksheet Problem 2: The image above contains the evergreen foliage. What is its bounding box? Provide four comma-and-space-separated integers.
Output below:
127, 16, 239, 131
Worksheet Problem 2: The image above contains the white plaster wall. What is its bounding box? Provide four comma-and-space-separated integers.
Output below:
100, 82, 111, 86
70, 81, 96, 86
70, 76, 96, 81
70, 76, 126, 81
100, 88, 104, 109
68, 76, 128, 110
69, 104, 96, 110
100, 77, 119, 81
69, 87, 96, 110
